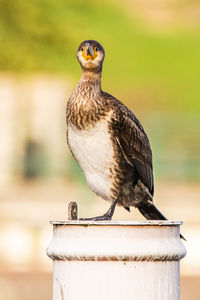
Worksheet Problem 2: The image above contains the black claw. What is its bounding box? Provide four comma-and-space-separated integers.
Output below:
124, 206, 130, 212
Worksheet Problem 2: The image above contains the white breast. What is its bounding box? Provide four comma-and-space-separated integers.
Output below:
67, 119, 114, 201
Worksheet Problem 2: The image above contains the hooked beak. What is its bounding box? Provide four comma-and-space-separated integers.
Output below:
82, 43, 96, 61
85, 45, 94, 57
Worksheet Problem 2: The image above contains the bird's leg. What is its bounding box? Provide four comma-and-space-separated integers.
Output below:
79, 200, 117, 221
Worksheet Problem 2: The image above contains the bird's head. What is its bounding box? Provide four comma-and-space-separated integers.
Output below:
76, 40, 105, 72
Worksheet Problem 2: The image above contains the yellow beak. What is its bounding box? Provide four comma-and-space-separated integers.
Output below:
82, 45, 97, 61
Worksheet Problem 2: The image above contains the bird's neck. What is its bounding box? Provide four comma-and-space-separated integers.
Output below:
67, 70, 103, 130
80, 69, 102, 93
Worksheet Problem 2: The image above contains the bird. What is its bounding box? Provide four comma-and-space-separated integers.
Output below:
66, 40, 184, 238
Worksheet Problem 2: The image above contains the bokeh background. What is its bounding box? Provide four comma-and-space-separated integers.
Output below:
0, 0, 200, 299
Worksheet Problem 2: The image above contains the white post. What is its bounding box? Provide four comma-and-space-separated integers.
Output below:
47, 220, 186, 300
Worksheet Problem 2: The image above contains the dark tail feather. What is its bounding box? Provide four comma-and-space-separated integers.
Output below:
138, 202, 186, 241
138, 202, 167, 220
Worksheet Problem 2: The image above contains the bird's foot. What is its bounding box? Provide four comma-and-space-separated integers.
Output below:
79, 200, 117, 221
79, 214, 112, 221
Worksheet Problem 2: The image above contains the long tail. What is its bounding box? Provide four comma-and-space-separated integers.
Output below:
138, 201, 186, 241
138, 202, 167, 220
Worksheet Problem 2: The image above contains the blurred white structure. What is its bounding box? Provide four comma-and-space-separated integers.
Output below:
0, 75, 70, 182
0, 78, 15, 183
47, 220, 186, 300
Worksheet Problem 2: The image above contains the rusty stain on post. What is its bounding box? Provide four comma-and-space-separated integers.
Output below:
68, 202, 78, 220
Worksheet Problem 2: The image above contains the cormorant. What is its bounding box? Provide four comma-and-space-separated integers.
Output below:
66, 40, 175, 225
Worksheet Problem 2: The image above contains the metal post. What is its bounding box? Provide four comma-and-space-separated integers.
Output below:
47, 218, 186, 300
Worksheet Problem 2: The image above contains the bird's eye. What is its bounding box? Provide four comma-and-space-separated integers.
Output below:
94, 47, 98, 51
81, 47, 84, 51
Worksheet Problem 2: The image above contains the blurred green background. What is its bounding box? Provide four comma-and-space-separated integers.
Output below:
1, 0, 200, 181
0, 0, 200, 299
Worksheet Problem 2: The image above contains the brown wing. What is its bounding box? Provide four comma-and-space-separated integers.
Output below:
112, 104, 154, 196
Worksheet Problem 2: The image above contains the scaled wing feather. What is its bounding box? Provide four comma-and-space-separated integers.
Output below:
113, 109, 154, 196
